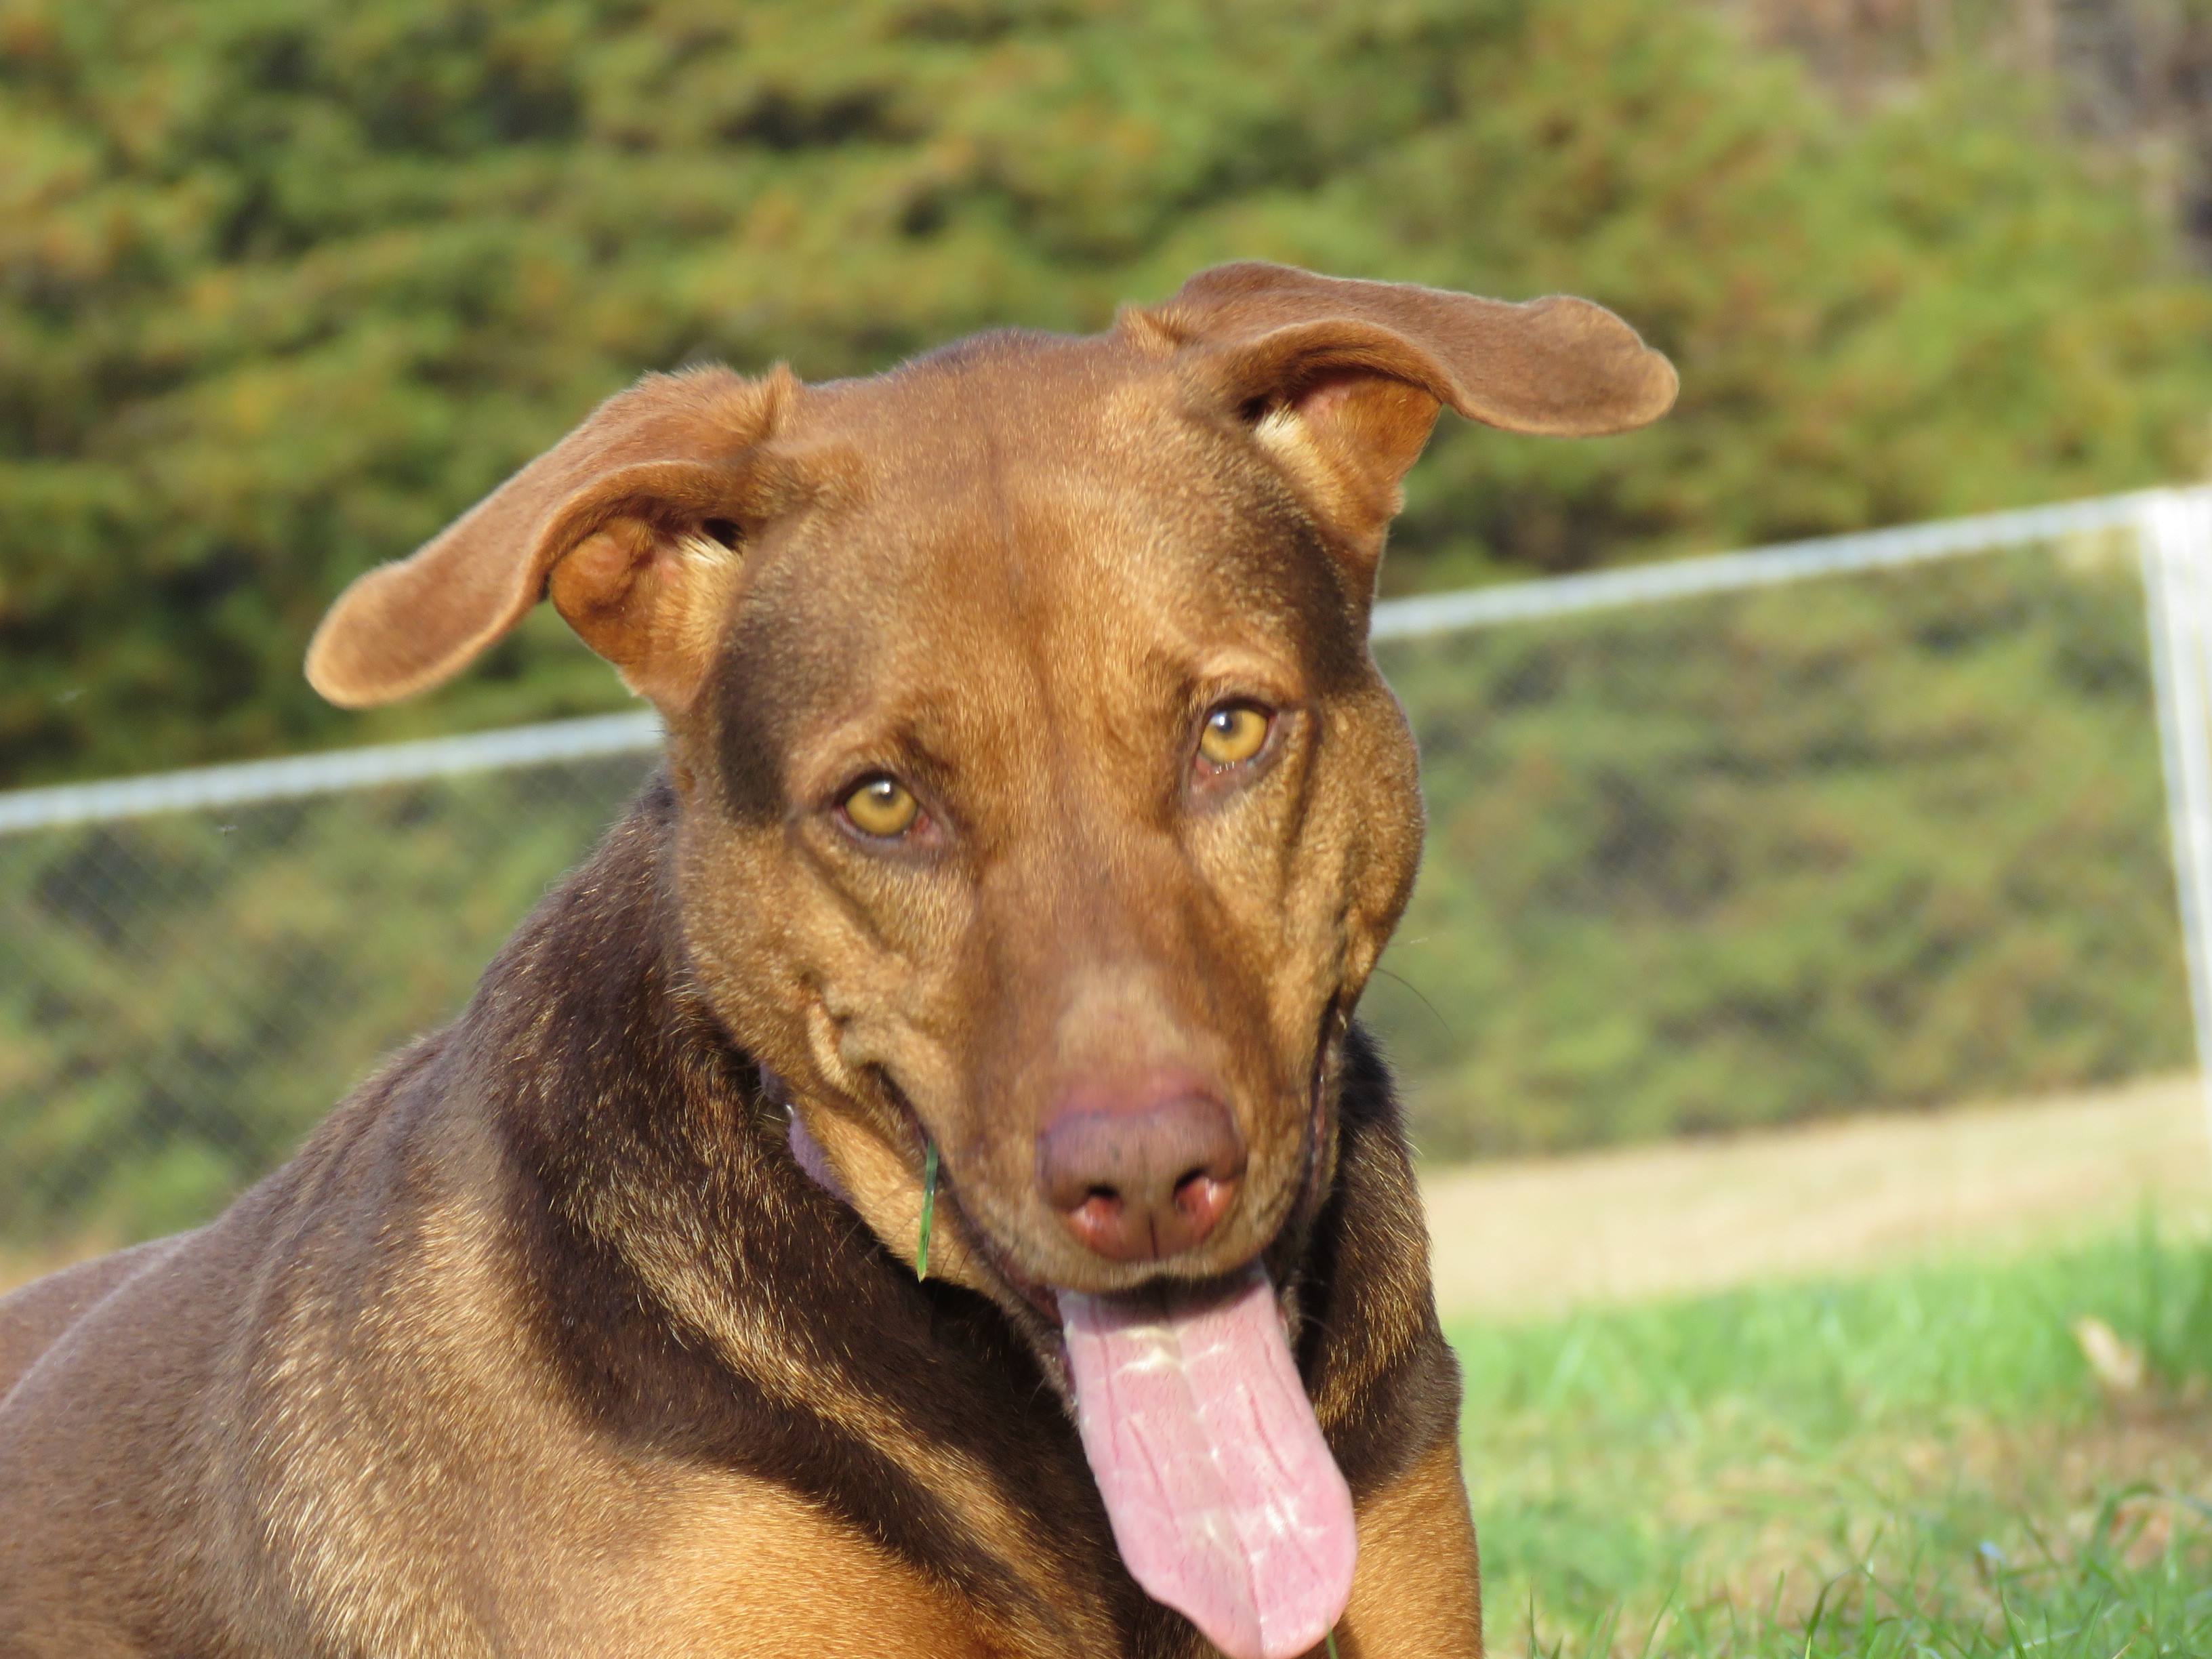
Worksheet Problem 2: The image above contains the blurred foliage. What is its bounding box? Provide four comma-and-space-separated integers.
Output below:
0, 756, 653, 1238
1363, 536, 2192, 1158
4, 0, 2212, 785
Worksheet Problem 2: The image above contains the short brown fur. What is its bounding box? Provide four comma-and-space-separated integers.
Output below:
0, 264, 1673, 1656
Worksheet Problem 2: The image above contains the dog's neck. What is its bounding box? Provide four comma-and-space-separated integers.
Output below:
445, 775, 1458, 1656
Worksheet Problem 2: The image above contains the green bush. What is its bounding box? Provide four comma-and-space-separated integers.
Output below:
1365, 538, 2192, 1158
0, 757, 653, 1239
4, 0, 2209, 785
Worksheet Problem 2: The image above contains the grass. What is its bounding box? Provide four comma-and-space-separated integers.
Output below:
1449, 1218, 2212, 1656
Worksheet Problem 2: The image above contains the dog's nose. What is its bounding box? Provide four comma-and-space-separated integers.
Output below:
1037, 1081, 1246, 1262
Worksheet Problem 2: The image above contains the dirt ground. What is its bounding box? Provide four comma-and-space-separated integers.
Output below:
1422, 1072, 2212, 1318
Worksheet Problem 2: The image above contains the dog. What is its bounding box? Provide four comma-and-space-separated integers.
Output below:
0, 262, 1673, 1657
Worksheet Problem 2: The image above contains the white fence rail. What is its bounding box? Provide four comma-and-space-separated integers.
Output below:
1368, 491, 2160, 638
0, 710, 664, 835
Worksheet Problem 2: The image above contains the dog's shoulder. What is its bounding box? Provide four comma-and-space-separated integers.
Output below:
0, 1233, 196, 1405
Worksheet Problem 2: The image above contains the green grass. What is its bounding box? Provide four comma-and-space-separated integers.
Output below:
1449, 1221, 2212, 1656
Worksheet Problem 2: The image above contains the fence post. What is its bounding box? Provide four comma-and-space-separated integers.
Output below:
2138, 487, 2212, 1149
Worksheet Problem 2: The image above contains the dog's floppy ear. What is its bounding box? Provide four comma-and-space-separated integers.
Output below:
1127, 262, 1677, 558
306, 365, 796, 712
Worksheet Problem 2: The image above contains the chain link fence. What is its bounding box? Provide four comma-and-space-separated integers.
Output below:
7, 492, 2212, 1254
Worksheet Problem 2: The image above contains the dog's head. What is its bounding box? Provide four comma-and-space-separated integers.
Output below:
308, 262, 1673, 1324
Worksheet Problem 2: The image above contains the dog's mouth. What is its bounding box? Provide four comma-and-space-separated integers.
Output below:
780, 1035, 1353, 1659
1057, 1263, 1355, 1659
935, 1153, 1353, 1659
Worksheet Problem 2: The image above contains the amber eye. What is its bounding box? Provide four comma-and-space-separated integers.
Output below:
843, 775, 921, 838
1197, 703, 1271, 767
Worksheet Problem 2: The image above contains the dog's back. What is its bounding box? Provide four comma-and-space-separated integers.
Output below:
0, 1240, 180, 1401
0, 1023, 473, 1650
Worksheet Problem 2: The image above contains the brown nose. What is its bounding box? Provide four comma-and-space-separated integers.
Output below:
1037, 1080, 1246, 1262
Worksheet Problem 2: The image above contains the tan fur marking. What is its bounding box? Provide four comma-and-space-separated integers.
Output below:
1331, 1435, 1484, 1658
597, 1214, 1091, 1654
632, 1477, 1006, 1658
1252, 377, 1439, 558
795, 1094, 991, 1292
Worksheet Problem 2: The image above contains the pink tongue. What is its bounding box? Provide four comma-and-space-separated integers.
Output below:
1061, 1265, 1355, 1659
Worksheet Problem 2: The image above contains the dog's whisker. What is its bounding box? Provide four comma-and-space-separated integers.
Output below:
1372, 966, 1456, 1042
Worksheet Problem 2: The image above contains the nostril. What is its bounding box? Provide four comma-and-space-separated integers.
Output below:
1065, 1190, 1126, 1254
1174, 1168, 1226, 1202
1036, 1086, 1246, 1261
1172, 1167, 1235, 1229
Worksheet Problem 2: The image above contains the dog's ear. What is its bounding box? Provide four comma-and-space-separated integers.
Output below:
306, 365, 795, 712
1126, 262, 1676, 558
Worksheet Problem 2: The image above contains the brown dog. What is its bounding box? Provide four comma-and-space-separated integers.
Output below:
0, 264, 1673, 1657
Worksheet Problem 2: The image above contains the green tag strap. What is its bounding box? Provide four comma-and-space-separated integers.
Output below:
1325, 1631, 1340, 1659
916, 1139, 939, 1281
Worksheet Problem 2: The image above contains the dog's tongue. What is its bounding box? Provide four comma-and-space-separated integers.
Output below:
1061, 1264, 1355, 1659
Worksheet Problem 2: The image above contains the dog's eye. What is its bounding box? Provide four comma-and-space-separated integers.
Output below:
1197, 703, 1271, 768
842, 775, 922, 838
